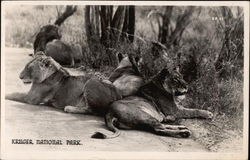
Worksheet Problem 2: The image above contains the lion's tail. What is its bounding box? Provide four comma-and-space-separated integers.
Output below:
91, 112, 120, 139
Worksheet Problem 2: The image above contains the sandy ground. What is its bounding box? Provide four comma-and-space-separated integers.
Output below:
3, 47, 243, 153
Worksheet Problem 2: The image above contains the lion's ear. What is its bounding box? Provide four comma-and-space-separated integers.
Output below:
40, 25, 47, 32
117, 52, 124, 63
134, 55, 140, 64
157, 68, 170, 81
173, 66, 180, 72
34, 51, 46, 57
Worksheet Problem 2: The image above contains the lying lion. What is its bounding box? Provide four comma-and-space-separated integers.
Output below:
91, 53, 213, 139
34, 24, 83, 67
5, 52, 121, 115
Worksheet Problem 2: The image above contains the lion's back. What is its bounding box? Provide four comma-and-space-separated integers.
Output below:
51, 75, 90, 108
84, 79, 122, 111
45, 40, 72, 65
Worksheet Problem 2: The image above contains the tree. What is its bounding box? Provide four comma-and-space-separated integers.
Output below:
214, 6, 244, 78
148, 6, 197, 48
85, 6, 136, 67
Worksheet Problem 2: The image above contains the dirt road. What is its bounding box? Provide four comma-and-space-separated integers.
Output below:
3, 48, 243, 152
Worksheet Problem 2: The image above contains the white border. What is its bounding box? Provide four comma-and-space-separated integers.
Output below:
1, 1, 249, 160
1, 1, 249, 6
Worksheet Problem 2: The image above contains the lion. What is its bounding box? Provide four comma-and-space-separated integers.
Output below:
5, 52, 121, 115
33, 24, 83, 67
91, 52, 213, 139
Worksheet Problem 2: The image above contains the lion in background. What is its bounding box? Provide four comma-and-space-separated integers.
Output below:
34, 24, 83, 66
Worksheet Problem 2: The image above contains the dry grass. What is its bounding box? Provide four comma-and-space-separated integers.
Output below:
5, 5, 85, 48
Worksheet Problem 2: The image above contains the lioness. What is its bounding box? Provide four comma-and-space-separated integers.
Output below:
91, 53, 213, 139
5, 52, 121, 115
34, 24, 83, 67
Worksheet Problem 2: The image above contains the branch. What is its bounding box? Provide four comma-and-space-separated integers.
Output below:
54, 5, 77, 26
168, 6, 195, 47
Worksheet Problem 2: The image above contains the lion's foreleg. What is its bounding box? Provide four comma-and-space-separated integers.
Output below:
5, 92, 28, 103
6, 92, 43, 105
64, 105, 92, 114
175, 106, 213, 119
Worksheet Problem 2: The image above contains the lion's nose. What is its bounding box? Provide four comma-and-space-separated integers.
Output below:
19, 72, 24, 79
19, 75, 23, 79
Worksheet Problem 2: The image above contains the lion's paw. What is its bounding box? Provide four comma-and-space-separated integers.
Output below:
64, 106, 76, 113
178, 129, 192, 138
164, 115, 176, 123
207, 111, 214, 119
177, 125, 188, 130
203, 111, 213, 119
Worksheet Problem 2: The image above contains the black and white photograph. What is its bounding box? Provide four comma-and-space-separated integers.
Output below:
1, 1, 249, 160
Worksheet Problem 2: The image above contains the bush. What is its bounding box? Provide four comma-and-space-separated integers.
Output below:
177, 36, 243, 131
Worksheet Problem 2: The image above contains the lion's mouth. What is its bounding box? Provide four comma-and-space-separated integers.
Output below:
174, 88, 188, 96
22, 79, 32, 84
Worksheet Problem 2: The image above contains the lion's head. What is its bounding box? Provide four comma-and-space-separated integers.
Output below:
19, 52, 62, 84
34, 24, 62, 52
136, 42, 188, 96
39, 24, 62, 41
162, 68, 188, 96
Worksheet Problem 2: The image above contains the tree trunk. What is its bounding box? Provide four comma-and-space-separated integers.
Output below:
111, 6, 126, 45
122, 6, 135, 42
85, 6, 92, 46
100, 6, 113, 48
167, 6, 195, 47
158, 6, 173, 44
214, 6, 243, 78
158, 6, 195, 48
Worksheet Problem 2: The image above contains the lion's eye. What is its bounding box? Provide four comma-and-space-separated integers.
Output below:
45, 62, 50, 67
38, 62, 44, 67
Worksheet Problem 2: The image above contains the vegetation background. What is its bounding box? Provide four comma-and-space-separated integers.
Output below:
5, 5, 244, 150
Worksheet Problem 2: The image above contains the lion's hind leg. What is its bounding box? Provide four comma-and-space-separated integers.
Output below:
154, 125, 191, 138
143, 118, 191, 138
